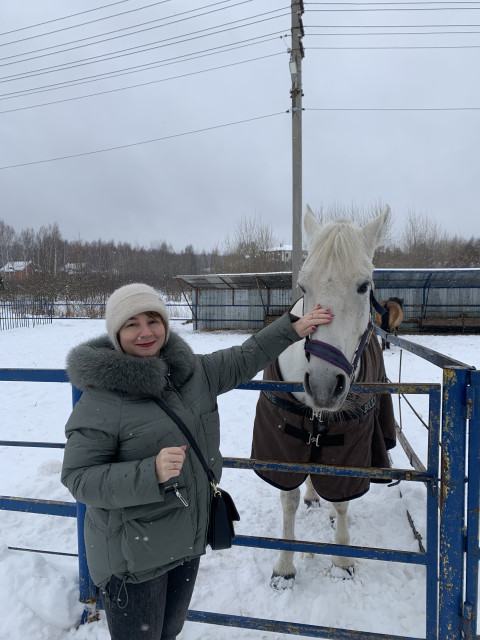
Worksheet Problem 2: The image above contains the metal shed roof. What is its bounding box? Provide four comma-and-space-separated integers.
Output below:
177, 272, 292, 290
373, 268, 480, 289
178, 269, 480, 291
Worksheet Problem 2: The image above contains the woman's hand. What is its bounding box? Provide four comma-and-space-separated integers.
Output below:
155, 445, 187, 484
292, 304, 335, 338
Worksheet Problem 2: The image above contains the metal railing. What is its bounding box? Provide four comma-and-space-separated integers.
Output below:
0, 329, 479, 640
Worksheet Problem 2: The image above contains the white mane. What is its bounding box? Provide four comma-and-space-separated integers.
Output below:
302, 219, 374, 279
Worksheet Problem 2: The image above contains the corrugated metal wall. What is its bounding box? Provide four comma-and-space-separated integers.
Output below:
374, 269, 480, 330
375, 286, 480, 324
192, 287, 292, 330
184, 270, 480, 332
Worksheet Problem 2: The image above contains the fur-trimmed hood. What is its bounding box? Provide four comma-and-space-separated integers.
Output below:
66, 331, 196, 397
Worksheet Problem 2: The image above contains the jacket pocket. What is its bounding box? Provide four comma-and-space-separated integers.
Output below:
120, 483, 188, 523
120, 488, 194, 574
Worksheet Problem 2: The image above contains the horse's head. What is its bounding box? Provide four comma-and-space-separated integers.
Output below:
388, 296, 404, 308
280, 205, 390, 414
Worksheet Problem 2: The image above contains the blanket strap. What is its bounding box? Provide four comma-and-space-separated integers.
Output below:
284, 423, 344, 448
261, 389, 376, 423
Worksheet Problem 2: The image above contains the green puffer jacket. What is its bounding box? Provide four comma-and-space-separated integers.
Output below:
61, 313, 300, 588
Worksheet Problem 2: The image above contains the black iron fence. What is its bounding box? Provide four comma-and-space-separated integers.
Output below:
0, 297, 53, 330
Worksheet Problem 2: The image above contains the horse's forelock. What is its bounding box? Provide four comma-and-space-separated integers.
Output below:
304, 220, 371, 277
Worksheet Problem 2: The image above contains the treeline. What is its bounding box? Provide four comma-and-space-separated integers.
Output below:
376, 210, 480, 269
0, 218, 286, 302
1, 209, 479, 304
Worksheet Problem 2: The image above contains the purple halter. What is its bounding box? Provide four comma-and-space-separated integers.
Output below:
304, 339, 355, 375
304, 290, 386, 378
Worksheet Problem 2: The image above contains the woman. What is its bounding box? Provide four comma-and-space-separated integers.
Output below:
61, 282, 334, 640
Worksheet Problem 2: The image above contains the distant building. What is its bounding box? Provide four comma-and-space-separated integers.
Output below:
61, 263, 100, 275
267, 244, 293, 262
0, 261, 36, 281
62, 263, 87, 275
265, 245, 307, 263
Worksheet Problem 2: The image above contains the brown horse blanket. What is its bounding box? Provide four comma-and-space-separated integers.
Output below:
251, 337, 396, 502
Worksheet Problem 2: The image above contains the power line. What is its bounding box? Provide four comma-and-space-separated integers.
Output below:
306, 1, 480, 5
0, 14, 289, 83
0, 112, 287, 170
0, 0, 137, 37
0, 1, 266, 65
0, 0, 182, 44
306, 29, 480, 33
306, 106, 480, 110
3, 17, 472, 70
0, 52, 283, 114
305, 22, 480, 26
0, 8, 288, 71
0, 35, 285, 99
306, 43, 480, 47
306, 6, 480, 11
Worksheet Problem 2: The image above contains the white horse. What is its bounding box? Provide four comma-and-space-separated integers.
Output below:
253, 205, 391, 588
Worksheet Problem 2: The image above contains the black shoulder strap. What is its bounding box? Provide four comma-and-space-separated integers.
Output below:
154, 397, 217, 484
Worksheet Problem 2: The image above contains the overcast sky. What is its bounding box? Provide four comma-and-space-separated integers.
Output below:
1, 0, 479, 253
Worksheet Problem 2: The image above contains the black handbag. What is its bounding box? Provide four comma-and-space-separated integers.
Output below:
208, 484, 240, 550
155, 398, 240, 550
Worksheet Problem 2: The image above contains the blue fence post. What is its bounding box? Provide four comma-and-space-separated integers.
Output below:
426, 386, 441, 640
463, 369, 480, 640
439, 367, 470, 640
77, 501, 98, 622
71, 385, 99, 623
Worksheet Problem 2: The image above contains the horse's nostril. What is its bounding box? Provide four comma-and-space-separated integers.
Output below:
334, 374, 346, 397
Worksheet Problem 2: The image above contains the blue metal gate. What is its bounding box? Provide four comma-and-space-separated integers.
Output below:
1, 330, 479, 640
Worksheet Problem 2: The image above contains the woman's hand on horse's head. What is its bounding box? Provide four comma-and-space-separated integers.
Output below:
292, 304, 335, 338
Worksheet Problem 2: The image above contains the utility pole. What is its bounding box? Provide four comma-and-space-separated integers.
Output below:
290, 0, 304, 303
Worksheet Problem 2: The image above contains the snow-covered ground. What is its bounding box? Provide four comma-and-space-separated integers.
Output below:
0, 319, 478, 640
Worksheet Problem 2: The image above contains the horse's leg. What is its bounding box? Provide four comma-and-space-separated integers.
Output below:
330, 501, 355, 574
271, 488, 300, 589
304, 475, 320, 507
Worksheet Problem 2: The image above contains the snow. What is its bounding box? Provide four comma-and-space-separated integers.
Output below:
0, 319, 478, 640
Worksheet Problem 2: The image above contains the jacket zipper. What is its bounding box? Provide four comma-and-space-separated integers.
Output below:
165, 482, 189, 507
159, 383, 193, 511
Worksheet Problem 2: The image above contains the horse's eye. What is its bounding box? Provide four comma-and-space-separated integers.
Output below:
357, 282, 370, 294
298, 284, 306, 294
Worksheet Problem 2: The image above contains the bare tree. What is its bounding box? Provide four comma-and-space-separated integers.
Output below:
401, 209, 447, 267
223, 216, 280, 272
35, 223, 63, 276
18, 228, 36, 272
0, 219, 16, 268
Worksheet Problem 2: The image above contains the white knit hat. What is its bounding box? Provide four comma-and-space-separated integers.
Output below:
106, 283, 169, 351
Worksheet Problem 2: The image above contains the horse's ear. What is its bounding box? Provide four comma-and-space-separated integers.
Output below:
362, 205, 390, 257
303, 204, 319, 242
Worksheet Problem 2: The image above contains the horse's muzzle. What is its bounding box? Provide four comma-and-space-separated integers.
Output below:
304, 370, 349, 411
